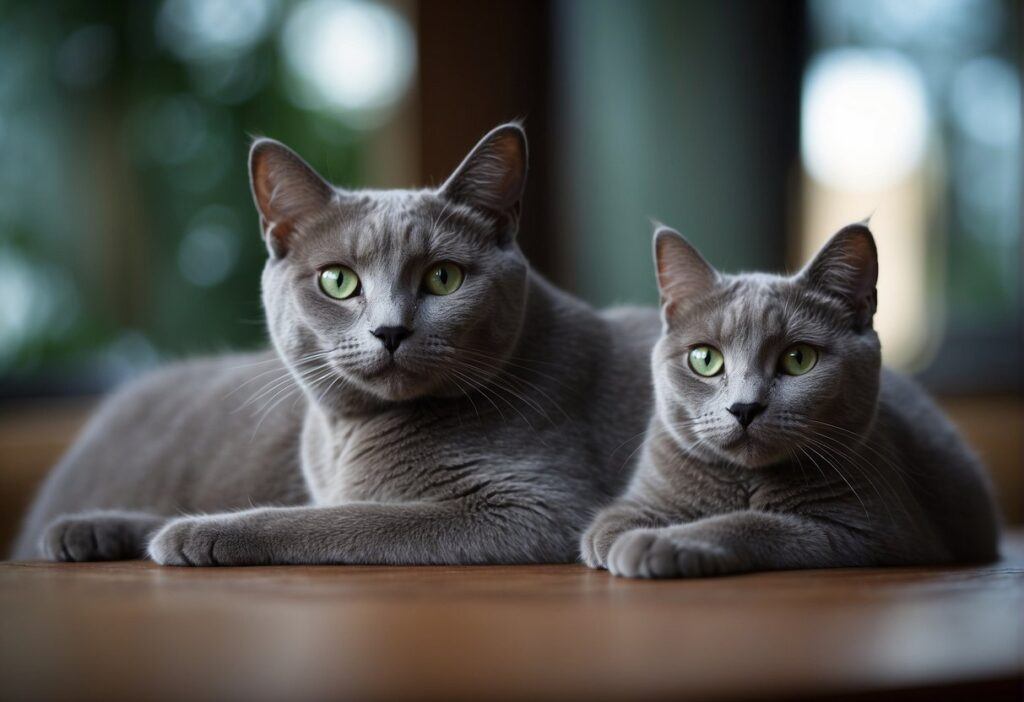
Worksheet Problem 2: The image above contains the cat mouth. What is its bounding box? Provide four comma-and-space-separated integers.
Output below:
714, 429, 788, 468
345, 356, 443, 402
360, 358, 405, 378
720, 431, 759, 449
357, 352, 437, 384
718, 431, 773, 458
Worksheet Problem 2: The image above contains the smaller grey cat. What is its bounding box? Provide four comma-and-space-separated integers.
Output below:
582, 223, 1000, 578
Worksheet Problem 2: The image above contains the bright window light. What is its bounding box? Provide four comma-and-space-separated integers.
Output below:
157, 0, 274, 61
801, 49, 929, 191
282, 0, 415, 121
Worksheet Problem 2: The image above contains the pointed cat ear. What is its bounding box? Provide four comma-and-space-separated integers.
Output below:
653, 226, 718, 317
439, 123, 527, 237
249, 138, 336, 257
800, 223, 879, 331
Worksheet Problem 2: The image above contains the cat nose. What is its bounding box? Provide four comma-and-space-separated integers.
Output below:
727, 402, 766, 428
371, 326, 412, 354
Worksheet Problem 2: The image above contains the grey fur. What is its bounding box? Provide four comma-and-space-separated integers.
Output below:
13, 124, 660, 565
582, 223, 1000, 578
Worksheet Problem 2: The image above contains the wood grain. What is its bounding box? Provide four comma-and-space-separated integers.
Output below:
1, 534, 1021, 702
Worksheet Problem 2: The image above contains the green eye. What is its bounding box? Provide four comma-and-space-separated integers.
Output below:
781, 344, 818, 376
423, 262, 464, 296
688, 345, 724, 377
319, 266, 360, 299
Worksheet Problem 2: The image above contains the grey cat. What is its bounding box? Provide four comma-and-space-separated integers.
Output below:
13, 123, 660, 565
582, 223, 1000, 578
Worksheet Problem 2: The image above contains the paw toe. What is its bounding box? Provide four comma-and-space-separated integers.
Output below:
607, 530, 656, 578
42, 518, 99, 562
644, 536, 681, 578
579, 527, 604, 569
673, 540, 738, 577
148, 523, 191, 566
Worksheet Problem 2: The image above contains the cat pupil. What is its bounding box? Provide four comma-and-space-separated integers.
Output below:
437, 268, 448, 284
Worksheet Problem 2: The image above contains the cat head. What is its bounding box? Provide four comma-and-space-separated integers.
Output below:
250, 123, 530, 408
651, 223, 881, 468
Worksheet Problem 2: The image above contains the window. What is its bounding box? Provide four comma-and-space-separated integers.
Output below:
799, 0, 1021, 391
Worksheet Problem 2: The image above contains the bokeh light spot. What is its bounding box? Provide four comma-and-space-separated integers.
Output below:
177, 206, 241, 287
157, 0, 275, 62
282, 0, 415, 123
0, 249, 76, 369
802, 49, 930, 191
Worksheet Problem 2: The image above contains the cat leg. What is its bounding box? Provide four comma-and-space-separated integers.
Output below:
41, 510, 167, 562
606, 510, 874, 578
148, 499, 574, 566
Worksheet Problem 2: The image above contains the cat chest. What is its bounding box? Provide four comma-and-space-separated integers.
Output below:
663, 468, 754, 518
303, 413, 461, 504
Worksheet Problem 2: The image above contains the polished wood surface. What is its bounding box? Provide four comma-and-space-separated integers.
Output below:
1, 534, 1021, 702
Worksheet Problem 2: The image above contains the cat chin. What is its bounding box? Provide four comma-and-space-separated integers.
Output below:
725, 451, 787, 470
342, 355, 491, 404
347, 372, 438, 403
697, 436, 788, 470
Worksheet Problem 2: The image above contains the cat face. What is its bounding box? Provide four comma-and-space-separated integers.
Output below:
250, 124, 529, 406
652, 225, 882, 468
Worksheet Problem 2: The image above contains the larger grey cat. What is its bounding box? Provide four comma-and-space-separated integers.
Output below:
13, 124, 660, 565
582, 223, 1000, 578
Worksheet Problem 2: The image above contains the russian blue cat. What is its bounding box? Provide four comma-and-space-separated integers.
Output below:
13, 124, 660, 565
582, 224, 1000, 577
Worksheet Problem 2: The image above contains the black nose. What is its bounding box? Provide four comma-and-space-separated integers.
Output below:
727, 402, 766, 428
371, 326, 412, 354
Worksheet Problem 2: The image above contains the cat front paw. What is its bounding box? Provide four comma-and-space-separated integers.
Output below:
148, 515, 264, 566
580, 508, 649, 569
606, 528, 741, 578
42, 513, 150, 561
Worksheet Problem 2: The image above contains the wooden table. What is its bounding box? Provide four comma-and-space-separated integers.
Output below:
2, 534, 1022, 702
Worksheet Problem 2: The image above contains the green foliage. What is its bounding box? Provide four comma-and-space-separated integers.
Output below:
0, 1, 365, 383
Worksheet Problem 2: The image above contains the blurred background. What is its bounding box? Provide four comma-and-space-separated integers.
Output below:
0, 0, 1020, 551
